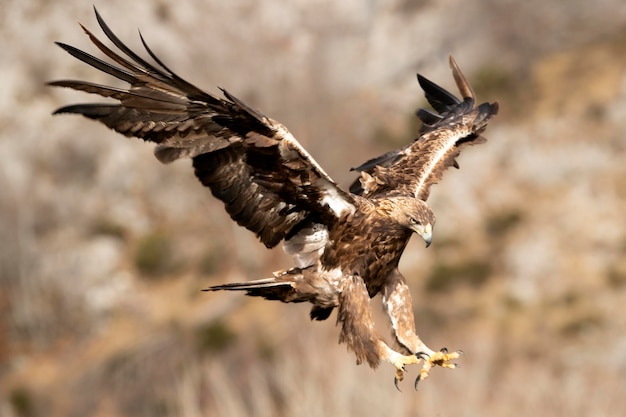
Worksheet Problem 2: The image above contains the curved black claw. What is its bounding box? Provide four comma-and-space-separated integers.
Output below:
414, 374, 422, 391
415, 351, 430, 361
440, 347, 448, 353
394, 376, 402, 392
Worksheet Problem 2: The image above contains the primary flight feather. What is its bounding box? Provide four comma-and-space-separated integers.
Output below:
49, 8, 498, 389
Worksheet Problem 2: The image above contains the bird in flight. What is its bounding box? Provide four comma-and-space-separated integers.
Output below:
49, 8, 498, 389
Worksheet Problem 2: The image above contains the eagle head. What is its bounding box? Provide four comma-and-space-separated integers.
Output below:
388, 197, 435, 247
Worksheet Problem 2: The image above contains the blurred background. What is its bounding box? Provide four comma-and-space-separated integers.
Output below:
1, 0, 626, 416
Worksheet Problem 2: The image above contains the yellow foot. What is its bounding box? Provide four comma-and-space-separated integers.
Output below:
391, 354, 420, 391
390, 347, 462, 391
414, 347, 463, 390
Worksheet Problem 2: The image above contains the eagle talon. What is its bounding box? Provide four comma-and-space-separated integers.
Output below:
394, 376, 402, 392
415, 347, 463, 384
415, 351, 430, 361
394, 367, 406, 392
414, 374, 421, 391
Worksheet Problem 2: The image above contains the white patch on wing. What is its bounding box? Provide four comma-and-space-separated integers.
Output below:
283, 223, 328, 268
319, 180, 355, 218
413, 126, 471, 198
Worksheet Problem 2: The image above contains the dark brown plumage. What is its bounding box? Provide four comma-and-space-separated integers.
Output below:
49, 8, 498, 388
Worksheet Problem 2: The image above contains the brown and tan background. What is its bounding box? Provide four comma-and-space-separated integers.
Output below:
1, 1, 626, 416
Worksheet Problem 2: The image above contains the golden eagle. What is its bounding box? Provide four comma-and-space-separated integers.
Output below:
49, 9, 498, 389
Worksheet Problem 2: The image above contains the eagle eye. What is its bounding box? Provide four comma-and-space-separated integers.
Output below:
409, 217, 421, 226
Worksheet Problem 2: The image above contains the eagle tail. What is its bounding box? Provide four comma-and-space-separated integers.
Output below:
203, 276, 298, 302
204, 276, 335, 321
205, 278, 290, 292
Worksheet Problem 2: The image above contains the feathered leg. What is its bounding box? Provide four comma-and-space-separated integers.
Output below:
337, 275, 423, 388
382, 269, 462, 387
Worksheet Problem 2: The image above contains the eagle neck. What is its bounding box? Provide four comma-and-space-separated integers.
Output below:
323, 198, 413, 297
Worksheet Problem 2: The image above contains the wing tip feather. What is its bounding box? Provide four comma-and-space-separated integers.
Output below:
448, 55, 475, 102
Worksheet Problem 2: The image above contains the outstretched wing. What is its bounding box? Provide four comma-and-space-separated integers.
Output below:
49, 8, 355, 248
350, 57, 499, 201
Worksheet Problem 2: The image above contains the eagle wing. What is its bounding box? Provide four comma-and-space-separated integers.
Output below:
350, 57, 499, 201
49, 8, 355, 248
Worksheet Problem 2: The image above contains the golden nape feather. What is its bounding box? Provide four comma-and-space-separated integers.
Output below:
49, 7, 497, 390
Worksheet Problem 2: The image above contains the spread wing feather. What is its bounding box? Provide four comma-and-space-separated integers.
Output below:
49, 7, 355, 248
351, 57, 498, 201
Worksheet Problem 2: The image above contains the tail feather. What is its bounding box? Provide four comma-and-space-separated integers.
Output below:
203, 277, 298, 302
204, 278, 291, 292
204, 269, 336, 321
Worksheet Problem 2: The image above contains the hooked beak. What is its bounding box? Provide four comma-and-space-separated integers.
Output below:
412, 223, 433, 248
